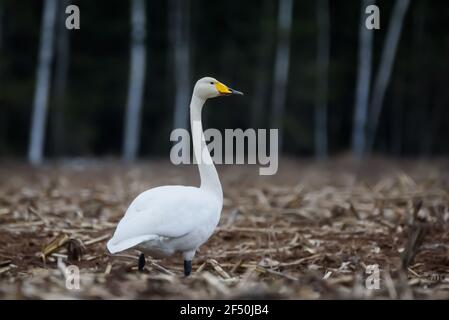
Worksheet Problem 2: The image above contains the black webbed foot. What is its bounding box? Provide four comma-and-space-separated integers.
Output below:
138, 253, 146, 271
184, 260, 192, 276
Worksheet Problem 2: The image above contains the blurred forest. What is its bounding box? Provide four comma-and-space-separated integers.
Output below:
0, 0, 448, 161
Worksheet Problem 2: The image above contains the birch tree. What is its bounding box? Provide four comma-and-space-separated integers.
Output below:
315, 0, 330, 159
367, 0, 411, 153
123, 0, 147, 162
52, 0, 70, 156
270, 0, 293, 153
170, 0, 191, 131
28, 0, 58, 165
351, 0, 375, 158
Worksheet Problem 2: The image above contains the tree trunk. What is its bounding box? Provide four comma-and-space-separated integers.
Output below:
367, 0, 411, 153
351, 0, 375, 158
315, 0, 330, 159
51, 0, 70, 157
171, 0, 191, 131
123, 0, 147, 162
270, 0, 293, 153
28, 0, 58, 165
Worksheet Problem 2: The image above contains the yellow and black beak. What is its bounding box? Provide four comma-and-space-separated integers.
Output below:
215, 82, 244, 96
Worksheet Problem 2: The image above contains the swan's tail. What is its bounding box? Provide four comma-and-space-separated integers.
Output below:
107, 235, 158, 254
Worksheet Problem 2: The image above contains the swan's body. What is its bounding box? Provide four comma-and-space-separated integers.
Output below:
108, 186, 221, 260
107, 77, 243, 275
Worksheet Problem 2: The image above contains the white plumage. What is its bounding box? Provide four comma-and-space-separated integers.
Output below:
107, 186, 221, 259
107, 77, 243, 275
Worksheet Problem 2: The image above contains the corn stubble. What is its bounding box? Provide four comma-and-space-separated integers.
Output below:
0, 158, 448, 299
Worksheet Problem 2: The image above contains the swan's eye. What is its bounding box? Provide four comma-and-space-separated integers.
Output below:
210, 82, 214, 85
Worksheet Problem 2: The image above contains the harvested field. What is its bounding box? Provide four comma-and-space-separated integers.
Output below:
0, 157, 448, 299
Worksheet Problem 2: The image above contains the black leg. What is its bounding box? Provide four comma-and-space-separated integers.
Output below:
184, 260, 192, 276
138, 253, 146, 271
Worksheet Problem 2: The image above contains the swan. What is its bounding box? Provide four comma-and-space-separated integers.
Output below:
107, 77, 243, 276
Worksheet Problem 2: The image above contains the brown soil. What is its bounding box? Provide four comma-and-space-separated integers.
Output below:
0, 157, 448, 299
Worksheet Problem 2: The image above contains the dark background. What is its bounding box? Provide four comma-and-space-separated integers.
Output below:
0, 0, 448, 159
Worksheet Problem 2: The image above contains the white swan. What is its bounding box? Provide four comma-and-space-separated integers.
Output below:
107, 77, 243, 276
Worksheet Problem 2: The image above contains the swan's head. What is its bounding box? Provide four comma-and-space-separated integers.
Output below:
193, 77, 244, 100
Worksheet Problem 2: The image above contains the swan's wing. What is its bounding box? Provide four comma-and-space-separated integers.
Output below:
107, 186, 217, 253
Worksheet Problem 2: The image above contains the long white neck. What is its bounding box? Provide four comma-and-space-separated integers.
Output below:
190, 94, 223, 201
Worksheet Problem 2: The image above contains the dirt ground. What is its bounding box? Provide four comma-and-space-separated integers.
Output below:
0, 157, 448, 299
